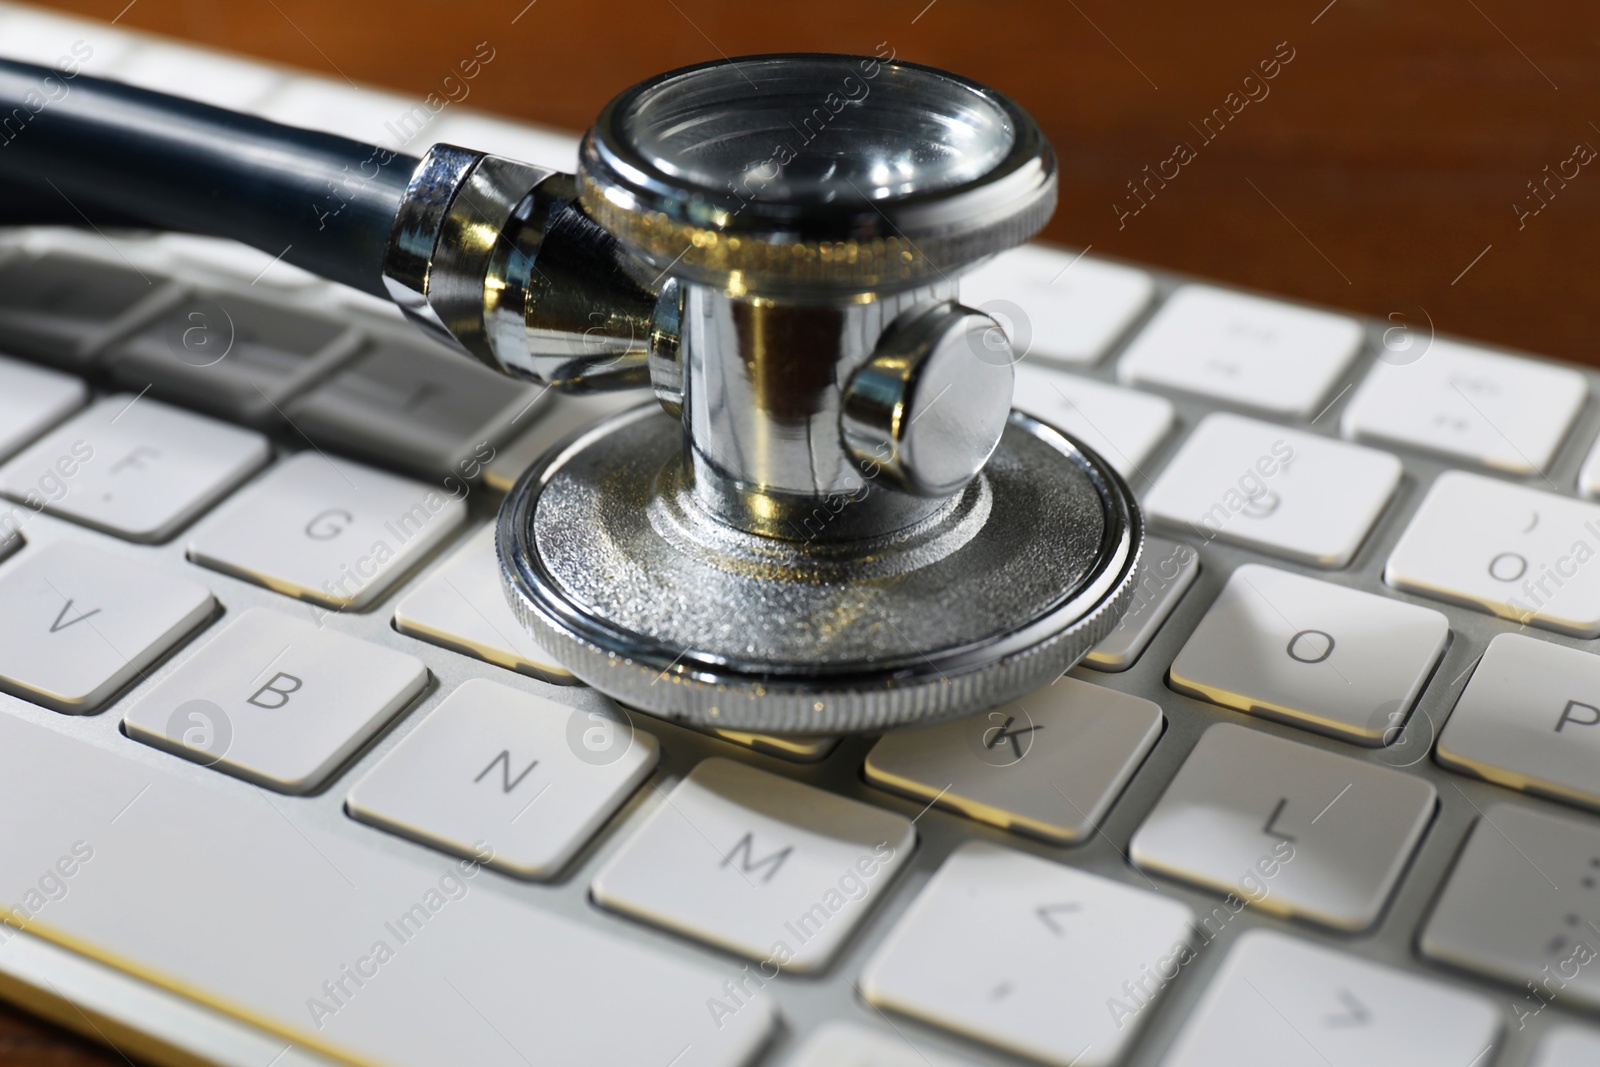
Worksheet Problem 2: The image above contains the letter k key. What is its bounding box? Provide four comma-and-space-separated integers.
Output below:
985, 715, 1044, 760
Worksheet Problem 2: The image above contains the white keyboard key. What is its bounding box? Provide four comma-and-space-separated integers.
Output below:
1163, 929, 1500, 1067
1533, 1028, 1600, 1067
1437, 633, 1600, 812
285, 335, 537, 478
484, 391, 646, 493
0, 253, 177, 369
785, 1021, 980, 1067
110, 42, 285, 109
393, 524, 572, 682
865, 676, 1162, 843
1085, 537, 1198, 671
123, 608, 426, 793
1578, 438, 1600, 500
0, 697, 775, 1065
1343, 338, 1586, 474
1170, 564, 1449, 745
188, 451, 466, 610
591, 757, 914, 972
1118, 285, 1362, 416
1011, 363, 1174, 480
347, 678, 657, 878
0, 354, 85, 461
430, 112, 582, 172
158, 235, 320, 290
705, 728, 840, 763
960, 245, 1153, 364
0, 8, 135, 71
0, 395, 270, 543
257, 78, 431, 150
0, 541, 213, 714
1145, 414, 1401, 567
1421, 802, 1600, 1011
1130, 724, 1435, 931
103, 291, 356, 425
861, 841, 1193, 1067
1385, 470, 1600, 636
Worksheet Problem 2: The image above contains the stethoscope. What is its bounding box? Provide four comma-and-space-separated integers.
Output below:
0, 52, 1141, 734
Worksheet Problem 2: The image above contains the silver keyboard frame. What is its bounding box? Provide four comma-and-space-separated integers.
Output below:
0, 232, 1590, 1067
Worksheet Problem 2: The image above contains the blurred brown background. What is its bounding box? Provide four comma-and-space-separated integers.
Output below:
25, 0, 1600, 366
2, 0, 1599, 1061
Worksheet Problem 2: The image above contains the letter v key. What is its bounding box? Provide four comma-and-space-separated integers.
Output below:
50, 598, 102, 633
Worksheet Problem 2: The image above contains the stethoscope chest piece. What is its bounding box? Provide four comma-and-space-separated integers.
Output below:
500, 403, 1139, 732
0, 50, 1141, 732
487, 54, 1143, 732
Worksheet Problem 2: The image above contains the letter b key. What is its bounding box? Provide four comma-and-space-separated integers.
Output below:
247, 671, 303, 710
123, 608, 426, 793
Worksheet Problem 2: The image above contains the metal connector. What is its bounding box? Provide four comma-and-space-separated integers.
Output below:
383, 144, 665, 392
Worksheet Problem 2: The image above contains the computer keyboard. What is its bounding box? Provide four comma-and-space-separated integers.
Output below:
1, 4, 1599, 1066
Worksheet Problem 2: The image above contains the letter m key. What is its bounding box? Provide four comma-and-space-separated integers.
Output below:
721, 832, 793, 884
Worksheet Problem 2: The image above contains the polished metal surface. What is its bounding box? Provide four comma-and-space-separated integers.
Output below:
482, 173, 660, 391
678, 279, 972, 536
577, 54, 1058, 293
498, 404, 1143, 732
840, 301, 1015, 497
384, 145, 661, 391
381, 143, 483, 350
382, 55, 1129, 731
413, 153, 557, 369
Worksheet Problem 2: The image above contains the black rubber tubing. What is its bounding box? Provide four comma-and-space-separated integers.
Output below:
0, 58, 419, 298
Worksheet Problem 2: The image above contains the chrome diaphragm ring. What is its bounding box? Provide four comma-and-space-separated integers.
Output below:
498, 405, 1143, 734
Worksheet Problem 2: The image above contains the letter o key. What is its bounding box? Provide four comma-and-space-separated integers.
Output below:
1488, 552, 1527, 582
1287, 629, 1335, 664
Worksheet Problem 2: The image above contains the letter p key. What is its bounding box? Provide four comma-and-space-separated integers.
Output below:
1556, 700, 1600, 733
247, 672, 303, 710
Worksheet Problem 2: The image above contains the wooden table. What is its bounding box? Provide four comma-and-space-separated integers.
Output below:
7, 0, 1600, 1061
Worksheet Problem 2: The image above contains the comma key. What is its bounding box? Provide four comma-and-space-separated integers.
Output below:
861, 841, 1194, 1067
